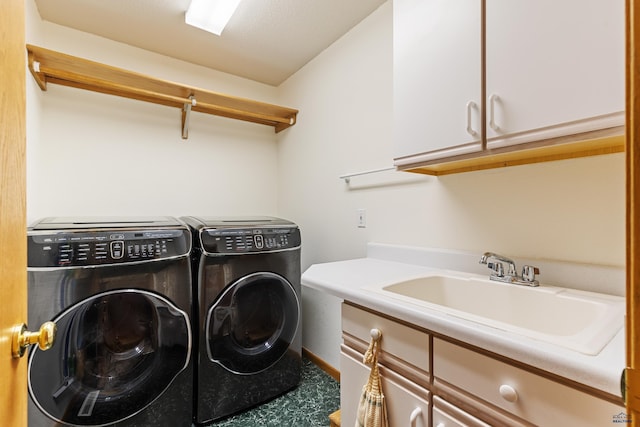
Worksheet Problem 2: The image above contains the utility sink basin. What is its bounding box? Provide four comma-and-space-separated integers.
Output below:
371, 273, 624, 355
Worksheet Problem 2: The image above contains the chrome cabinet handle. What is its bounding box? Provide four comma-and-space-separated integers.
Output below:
466, 101, 478, 136
489, 93, 500, 131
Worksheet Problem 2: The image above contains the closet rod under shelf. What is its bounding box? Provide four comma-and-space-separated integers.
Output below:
339, 166, 396, 183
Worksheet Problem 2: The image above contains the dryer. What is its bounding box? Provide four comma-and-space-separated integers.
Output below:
182, 216, 301, 425
27, 217, 193, 427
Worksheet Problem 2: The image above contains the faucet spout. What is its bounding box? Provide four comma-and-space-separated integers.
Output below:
479, 252, 517, 276
479, 251, 540, 287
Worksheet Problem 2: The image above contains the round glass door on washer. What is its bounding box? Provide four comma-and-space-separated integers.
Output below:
27, 217, 193, 427
182, 216, 302, 425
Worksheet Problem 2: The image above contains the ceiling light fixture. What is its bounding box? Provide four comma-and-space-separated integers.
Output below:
185, 0, 242, 36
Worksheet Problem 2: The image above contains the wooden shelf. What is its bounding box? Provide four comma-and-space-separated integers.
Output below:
26, 44, 298, 138
401, 131, 625, 176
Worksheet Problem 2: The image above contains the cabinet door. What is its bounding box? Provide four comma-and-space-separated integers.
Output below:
433, 396, 492, 427
342, 303, 430, 377
340, 347, 430, 427
394, 0, 483, 165
485, 0, 625, 149
433, 338, 625, 426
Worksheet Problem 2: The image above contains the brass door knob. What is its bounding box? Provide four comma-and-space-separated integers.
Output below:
11, 322, 57, 358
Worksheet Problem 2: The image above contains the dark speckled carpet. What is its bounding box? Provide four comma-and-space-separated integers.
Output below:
203, 358, 340, 427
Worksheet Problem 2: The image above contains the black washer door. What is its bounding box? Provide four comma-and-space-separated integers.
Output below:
206, 272, 300, 374
28, 290, 191, 427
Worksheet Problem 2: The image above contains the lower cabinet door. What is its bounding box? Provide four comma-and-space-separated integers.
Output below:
433, 396, 492, 427
340, 346, 430, 427
434, 338, 625, 426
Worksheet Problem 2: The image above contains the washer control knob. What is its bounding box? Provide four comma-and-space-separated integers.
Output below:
110, 241, 124, 259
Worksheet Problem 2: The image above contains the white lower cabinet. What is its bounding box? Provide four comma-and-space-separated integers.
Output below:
340, 303, 625, 427
340, 346, 430, 427
433, 396, 491, 427
433, 338, 625, 427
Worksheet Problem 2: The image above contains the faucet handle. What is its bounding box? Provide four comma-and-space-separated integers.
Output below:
487, 262, 504, 277
521, 265, 540, 283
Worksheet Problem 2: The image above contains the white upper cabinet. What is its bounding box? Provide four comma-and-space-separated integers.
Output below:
485, 0, 625, 149
393, 0, 483, 166
393, 0, 625, 171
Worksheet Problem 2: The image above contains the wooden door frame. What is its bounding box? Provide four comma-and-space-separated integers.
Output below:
627, 0, 640, 424
0, 0, 28, 425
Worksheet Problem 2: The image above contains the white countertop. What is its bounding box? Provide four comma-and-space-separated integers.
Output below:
302, 249, 625, 399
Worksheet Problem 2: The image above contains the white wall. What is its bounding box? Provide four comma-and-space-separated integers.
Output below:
277, 1, 626, 368
26, 1, 281, 222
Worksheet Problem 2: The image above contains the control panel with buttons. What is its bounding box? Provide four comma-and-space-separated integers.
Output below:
200, 227, 300, 255
27, 229, 190, 267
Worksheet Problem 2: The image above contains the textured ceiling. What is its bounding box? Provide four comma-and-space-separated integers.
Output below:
34, 0, 386, 86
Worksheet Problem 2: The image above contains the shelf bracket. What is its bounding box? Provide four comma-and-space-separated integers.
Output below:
181, 95, 196, 140
27, 53, 47, 91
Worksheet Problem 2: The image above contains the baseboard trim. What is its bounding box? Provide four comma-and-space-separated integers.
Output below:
303, 347, 340, 382
329, 409, 342, 427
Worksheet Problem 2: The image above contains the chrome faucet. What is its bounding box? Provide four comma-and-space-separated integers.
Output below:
479, 252, 539, 287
